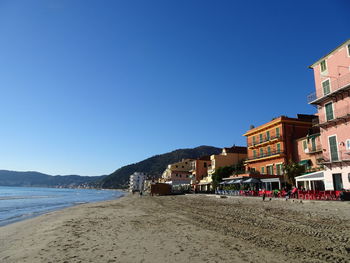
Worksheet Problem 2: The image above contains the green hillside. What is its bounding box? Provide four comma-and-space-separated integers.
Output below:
100, 145, 221, 188
0, 170, 104, 188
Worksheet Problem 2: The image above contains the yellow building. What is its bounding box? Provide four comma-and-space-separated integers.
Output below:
198, 146, 247, 191
161, 159, 194, 185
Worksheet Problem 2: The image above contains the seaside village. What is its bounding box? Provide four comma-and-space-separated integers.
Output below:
129, 40, 350, 201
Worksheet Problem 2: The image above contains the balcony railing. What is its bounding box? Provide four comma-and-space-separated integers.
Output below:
320, 150, 350, 163
307, 72, 350, 104
248, 134, 282, 147
307, 145, 323, 154
246, 150, 284, 161
315, 105, 350, 127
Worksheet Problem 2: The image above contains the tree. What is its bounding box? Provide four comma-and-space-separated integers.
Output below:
283, 161, 305, 186
211, 161, 245, 189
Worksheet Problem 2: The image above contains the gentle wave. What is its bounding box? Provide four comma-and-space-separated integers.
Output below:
0, 195, 57, 201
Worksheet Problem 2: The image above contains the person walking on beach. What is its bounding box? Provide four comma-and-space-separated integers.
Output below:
262, 189, 266, 201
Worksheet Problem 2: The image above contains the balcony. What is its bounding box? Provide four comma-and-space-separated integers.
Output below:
313, 105, 350, 128
319, 150, 350, 164
248, 134, 282, 148
245, 150, 285, 162
307, 72, 350, 105
307, 145, 323, 154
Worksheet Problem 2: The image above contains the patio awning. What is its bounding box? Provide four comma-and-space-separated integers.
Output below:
197, 182, 211, 186
243, 178, 261, 184
299, 159, 311, 166
260, 178, 282, 183
295, 171, 324, 182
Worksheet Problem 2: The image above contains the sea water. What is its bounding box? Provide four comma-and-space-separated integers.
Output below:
0, 186, 124, 226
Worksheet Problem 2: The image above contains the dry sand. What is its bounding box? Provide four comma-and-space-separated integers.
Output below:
0, 194, 350, 263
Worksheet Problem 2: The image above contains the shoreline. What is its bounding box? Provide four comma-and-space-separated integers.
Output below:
0, 188, 125, 228
1, 194, 350, 262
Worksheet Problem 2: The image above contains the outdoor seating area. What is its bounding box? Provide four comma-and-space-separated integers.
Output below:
215, 188, 345, 201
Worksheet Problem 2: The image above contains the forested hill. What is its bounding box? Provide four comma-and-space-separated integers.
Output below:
100, 145, 221, 189
0, 170, 103, 188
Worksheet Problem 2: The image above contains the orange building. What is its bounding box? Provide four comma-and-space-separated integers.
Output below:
244, 115, 314, 176
190, 156, 211, 184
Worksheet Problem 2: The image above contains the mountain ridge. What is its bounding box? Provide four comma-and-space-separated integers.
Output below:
100, 145, 222, 188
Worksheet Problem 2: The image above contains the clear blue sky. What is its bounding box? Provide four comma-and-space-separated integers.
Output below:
0, 0, 349, 176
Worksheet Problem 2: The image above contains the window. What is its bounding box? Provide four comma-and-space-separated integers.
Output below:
182, 166, 184, 168
267, 146, 271, 155
260, 148, 264, 157
276, 127, 280, 138
348, 44, 350, 56
179, 174, 182, 178
253, 136, 256, 144
261, 167, 265, 174
266, 131, 270, 140
346, 139, 350, 150
325, 102, 334, 121
276, 164, 283, 175
311, 137, 317, 152
276, 143, 281, 153
204, 162, 207, 168
303, 140, 308, 152
253, 150, 257, 158
320, 60, 327, 72
259, 134, 263, 143
329, 135, 339, 162
266, 165, 273, 175
322, 79, 331, 95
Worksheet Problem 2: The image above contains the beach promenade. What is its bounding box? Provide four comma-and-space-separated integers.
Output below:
0, 194, 350, 263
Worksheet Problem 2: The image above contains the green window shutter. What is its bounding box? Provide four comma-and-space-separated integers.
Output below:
261, 167, 265, 174
266, 131, 270, 140
325, 103, 334, 121
303, 140, 307, 151
320, 60, 327, 72
276, 127, 280, 137
322, 80, 330, 95
267, 146, 271, 155
260, 148, 264, 157
311, 137, 316, 151
277, 143, 281, 153
253, 150, 256, 158
253, 136, 256, 144
259, 134, 263, 143
328, 136, 339, 161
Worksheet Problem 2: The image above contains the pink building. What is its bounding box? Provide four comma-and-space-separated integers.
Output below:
308, 39, 350, 190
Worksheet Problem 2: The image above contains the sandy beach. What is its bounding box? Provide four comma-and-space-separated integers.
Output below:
0, 194, 350, 263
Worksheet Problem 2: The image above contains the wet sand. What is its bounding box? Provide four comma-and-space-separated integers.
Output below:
0, 194, 350, 263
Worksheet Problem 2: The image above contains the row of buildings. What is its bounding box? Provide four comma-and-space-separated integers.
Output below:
130, 40, 350, 192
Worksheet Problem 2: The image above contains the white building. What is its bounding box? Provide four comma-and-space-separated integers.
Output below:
129, 172, 146, 192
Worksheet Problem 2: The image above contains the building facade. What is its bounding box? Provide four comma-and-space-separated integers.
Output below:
190, 156, 211, 187
294, 129, 323, 173
308, 39, 350, 190
244, 115, 314, 176
161, 159, 194, 185
198, 146, 247, 191
129, 172, 147, 192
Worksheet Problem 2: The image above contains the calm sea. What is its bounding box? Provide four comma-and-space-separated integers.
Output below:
0, 186, 124, 226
